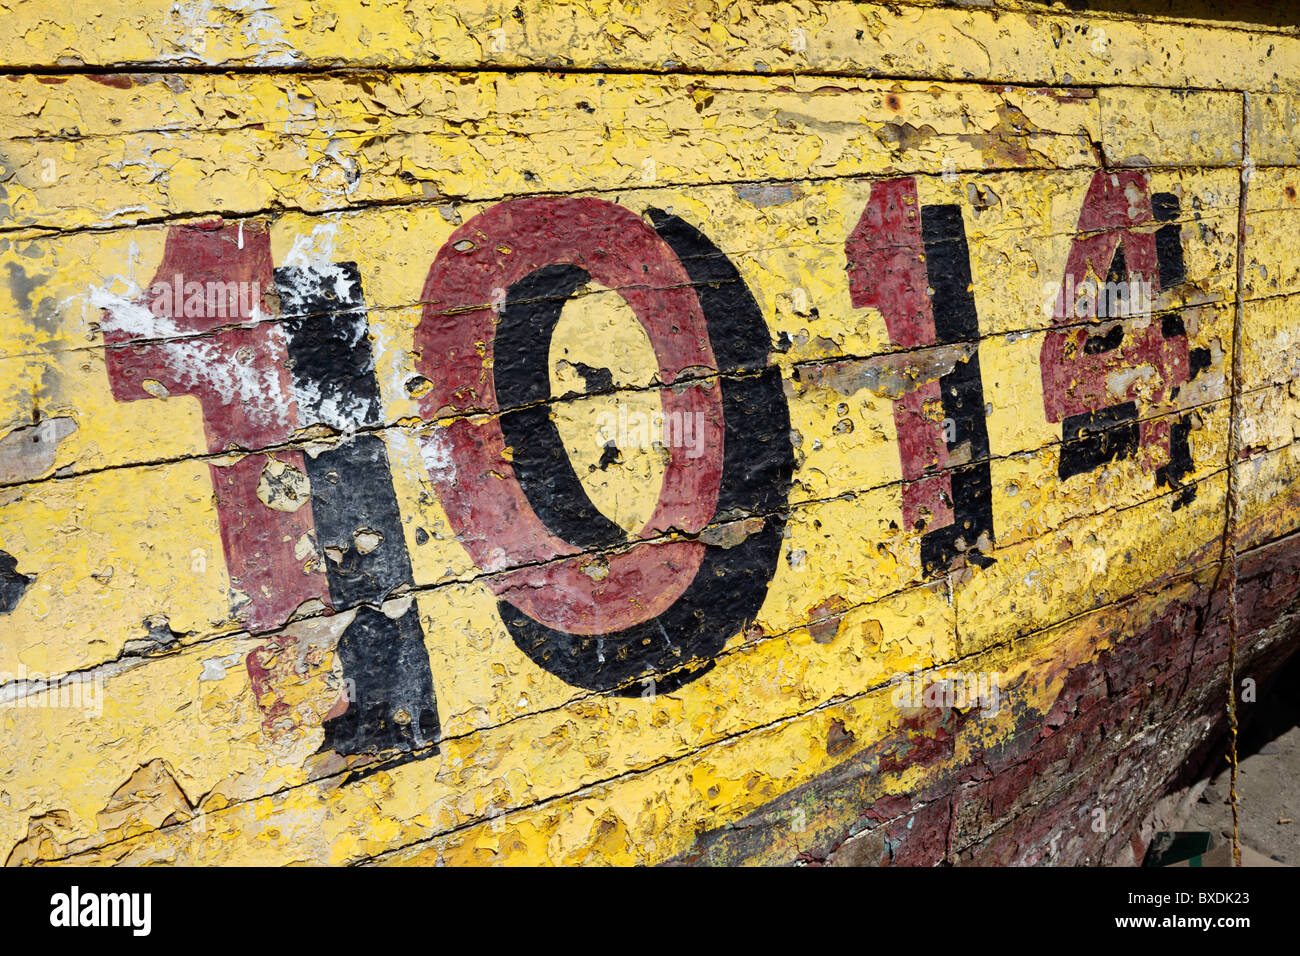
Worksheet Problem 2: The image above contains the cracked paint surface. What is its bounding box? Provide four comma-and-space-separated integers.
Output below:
1, 0, 1299, 867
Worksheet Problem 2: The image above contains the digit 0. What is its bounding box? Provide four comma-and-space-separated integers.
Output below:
416, 197, 793, 694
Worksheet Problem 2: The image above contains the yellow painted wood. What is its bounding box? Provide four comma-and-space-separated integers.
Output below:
1, 0, 1298, 868
2, 0, 1298, 95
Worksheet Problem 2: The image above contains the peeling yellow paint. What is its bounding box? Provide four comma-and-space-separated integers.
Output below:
2, 0, 1299, 868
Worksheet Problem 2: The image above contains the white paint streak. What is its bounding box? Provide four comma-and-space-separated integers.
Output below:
89, 282, 294, 432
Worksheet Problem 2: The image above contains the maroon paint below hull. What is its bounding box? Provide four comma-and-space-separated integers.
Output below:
672, 526, 1300, 866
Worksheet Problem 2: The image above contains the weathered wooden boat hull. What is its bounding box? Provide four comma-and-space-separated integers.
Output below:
1, 1, 1299, 866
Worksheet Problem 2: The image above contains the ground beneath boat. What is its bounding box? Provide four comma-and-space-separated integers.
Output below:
1181, 652, 1300, 864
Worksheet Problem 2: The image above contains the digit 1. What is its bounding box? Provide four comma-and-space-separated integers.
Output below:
845, 177, 995, 573
104, 220, 440, 756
